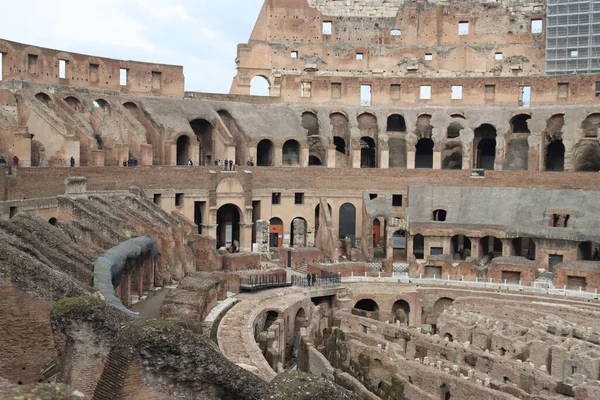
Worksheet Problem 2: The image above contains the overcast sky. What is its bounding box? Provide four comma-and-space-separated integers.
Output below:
0, 0, 265, 93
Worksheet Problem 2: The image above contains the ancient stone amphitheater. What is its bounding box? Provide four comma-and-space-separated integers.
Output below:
2, 0, 600, 399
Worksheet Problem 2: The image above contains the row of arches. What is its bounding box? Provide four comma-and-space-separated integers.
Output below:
353, 297, 455, 326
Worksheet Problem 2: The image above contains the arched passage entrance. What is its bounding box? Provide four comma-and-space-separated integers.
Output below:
474, 124, 497, 170
451, 235, 472, 260
190, 119, 213, 166
314, 203, 332, 234
546, 140, 565, 171
283, 140, 300, 165
250, 76, 269, 96
257, 139, 274, 166
269, 217, 283, 248
360, 137, 376, 168
354, 299, 379, 312
216, 204, 241, 250
413, 234, 425, 259
339, 203, 356, 247
415, 138, 433, 169
176, 135, 191, 166
373, 219, 381, 248
480, 236, 502, 258
391, 299, 410, 325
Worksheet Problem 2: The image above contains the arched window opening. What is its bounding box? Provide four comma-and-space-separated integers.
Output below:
442, 142, 462, 170
250, 76, 270, 96
415, 138, 433, 169
308, 156, 322, 166
582, 113, 600, 138
480, 236, 503, 258
433, 209, 447, 222
123, 101, 138, 112
413, 234, 425, 259
444, 333, 454, 342
450, 113, 465, 119
372, 218, 382, 249
257, 139, 274, 166
546, 140, 565, 171
574, 139, 600, 172
447, 122, 463, 139
354, 299, 379, 312
360, 137, 376, 168
190, 119, 213, 166
176, 135, 191, 166
265, 311, 279, 330
512, 237, 536, 261
302, 112, 319, 136
339, 203, 357, 247
216, 204, 241, 250
48, 217, 58, 226
416, 114, 433, 139
35, 92, 51, 105
433, 297, 454, 315
387, 114, 406, 132
283, 140, 300, 165
358, 113, 378, 137
474, 124, 497, 170
93, 99, 110, 112
511, 114, 531, 134
64, 96, 82, 111
451, 235, 471, 260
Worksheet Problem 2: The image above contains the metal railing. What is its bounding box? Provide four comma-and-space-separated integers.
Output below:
239, 272, 290, 292
342, 273, 600, 300
292, 271, 341, 287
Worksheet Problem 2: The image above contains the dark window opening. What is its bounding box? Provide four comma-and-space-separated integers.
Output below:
175, 193, 184, 207
360, 137, 376, 168
433, 209, 447, 222
387, 114, 406, 132
369, 193, 378, 200
392, 194, 403, 207
431, 247, 443, 256
153, 194, 162, 206
272, 192, 281, 205
511, 114, 531, 134
413, 234, 425, 259
415, 138, 434, 169
295, 193, 304, 205
552, 214, 570, 227
546, 140, 565, 171
28, 54, 38, 74
334, 136, 346, 154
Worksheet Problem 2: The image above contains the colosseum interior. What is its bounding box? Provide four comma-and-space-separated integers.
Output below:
2, 0, 600, 399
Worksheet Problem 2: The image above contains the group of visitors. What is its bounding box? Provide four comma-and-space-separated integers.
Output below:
306, 273, 319, 286
246, 159, 255, 166
215, 159, 235, 171
0, 156, 19, 167
122, 158, 139, 167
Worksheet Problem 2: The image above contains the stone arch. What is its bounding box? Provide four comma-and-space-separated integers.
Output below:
582, 113, 600, 138
442, 141, 462, 170
282, 139, 301, 165
573, 139, 600, 172
331, 113, 350, 167
354, 298, 379, 312
451, 235, 471, 260
480, 236, 503, 258
415, 114, 433, 139
31, 139, 46, 167
360, 136, 376, 168
510, 114, 531, 134
302, 111, 319, 136
358, 112, 378, 139
433, 297, 454, 315
64, 96, 82, 111
387, 114, 406, 132
34, 92, 51, 105
189, 119, 213, 166
474, 124, 497, 170
92, 98, 110, 113
269, 217, 284, 248
264, 310, 279, 330
415, 138, 434, 169
250, 75, 270, 96
216, 177, 244, 194
257, 139, 274, 166
413, 234, 425, 259
391, 299, 410, 325
216, 203, 242, 249
339, 203, 357, 247
176, 134, 192, 166
48, 217, 58, 226
447, 121, 463, 139
218, 110, 245, 165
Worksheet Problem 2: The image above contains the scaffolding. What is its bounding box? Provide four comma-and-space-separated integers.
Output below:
545, 0, 600, 75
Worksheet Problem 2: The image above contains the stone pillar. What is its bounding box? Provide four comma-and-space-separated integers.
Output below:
248, 146, 257, 166
352, 148, 361, 168
407, 148, 416, 169
167, 143, 177, 166
433, 151, 442, 170
91, 150, 105, 166
274, 146, 283, 167
117, 145, 130, 166
240, 223, 253, 252
301, 146, 309, 167
326, 145, 336, 168
149, 258, 156, 288
255, 220, 270, 252
138, 261, 144, 297
12, 131, 32, 167
226, 145, 236, 163
190, 143, 200, 166
123, 269, 132, 307
462, 144, 471, 170
140, 144, 153, 166
379, 148, 389, 169
292, 219, 307, 247
501, 239, 512, 257
65, 136, 80, 167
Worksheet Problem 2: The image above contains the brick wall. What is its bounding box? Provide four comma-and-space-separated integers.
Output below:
308, 262, 369, 278
280, 247, 324, 271
221, 253, 261, 271
0, 284, 57, 385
